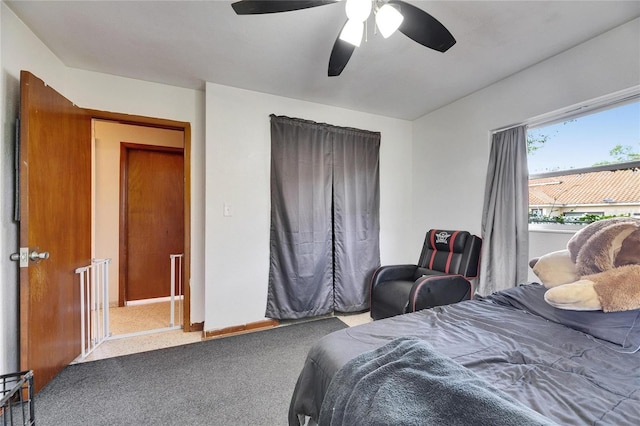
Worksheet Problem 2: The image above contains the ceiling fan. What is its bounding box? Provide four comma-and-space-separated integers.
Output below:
231, 0, 456, 76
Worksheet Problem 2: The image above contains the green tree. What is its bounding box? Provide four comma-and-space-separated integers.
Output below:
592, 143, 640, 166
527, 120, 574, 155
527, 133, 549, 155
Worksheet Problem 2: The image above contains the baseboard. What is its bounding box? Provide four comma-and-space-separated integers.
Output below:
189, 321, 204, 332
125, 295, 184, 306
203, 319, 279, 340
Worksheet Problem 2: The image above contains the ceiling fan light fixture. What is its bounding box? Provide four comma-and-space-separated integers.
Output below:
345, 0, 372, 22
231, 0, 456, 77
339, 19, 364, 46
375, 3, 404, 38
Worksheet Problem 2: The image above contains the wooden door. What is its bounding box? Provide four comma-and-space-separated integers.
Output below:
18, 71, 91, 393
121, 145, 184, 302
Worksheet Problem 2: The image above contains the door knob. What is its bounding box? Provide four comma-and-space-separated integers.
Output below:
10, 248, 49, 267
29, 250, 49, 261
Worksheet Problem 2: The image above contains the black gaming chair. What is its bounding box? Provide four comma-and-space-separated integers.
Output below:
370, 229, 482, 320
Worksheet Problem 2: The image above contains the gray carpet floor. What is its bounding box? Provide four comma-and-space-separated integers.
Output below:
34, 317, 347, 426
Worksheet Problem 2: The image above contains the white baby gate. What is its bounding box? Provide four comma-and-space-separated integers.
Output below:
76, 255, 183, 356
75, 258, 111, 358
170, 253, 184, 327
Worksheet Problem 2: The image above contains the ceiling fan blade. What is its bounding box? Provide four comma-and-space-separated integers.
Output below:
328, 22, 357, 77
388, 0, 456, 52
231, 0, 339, 15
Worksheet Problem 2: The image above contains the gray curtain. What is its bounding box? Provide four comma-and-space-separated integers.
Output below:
478, 125, 529, 295
266, 115, 380, 319
332, 128, 380, 312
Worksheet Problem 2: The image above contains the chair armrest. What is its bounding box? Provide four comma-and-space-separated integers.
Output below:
370, 264, 418, 291
407, 274, 472, 313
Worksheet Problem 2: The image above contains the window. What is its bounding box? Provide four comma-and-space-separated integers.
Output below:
527, 97, 640, 224
530, 208, 543, 217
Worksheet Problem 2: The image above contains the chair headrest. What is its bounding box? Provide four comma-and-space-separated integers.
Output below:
426, 230, 470, 253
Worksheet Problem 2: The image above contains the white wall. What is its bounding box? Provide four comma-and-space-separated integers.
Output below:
411, 18, 640, 255
205, 83, 413, 331
0, 3, 11, 376
0, 3, 205, 374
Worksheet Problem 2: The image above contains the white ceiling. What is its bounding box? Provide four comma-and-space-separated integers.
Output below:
6, 1, 640, 120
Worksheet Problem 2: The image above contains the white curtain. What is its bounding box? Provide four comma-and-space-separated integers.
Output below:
478, 126, 529, 295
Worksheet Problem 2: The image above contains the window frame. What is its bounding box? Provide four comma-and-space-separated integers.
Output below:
524, 87, 640, 228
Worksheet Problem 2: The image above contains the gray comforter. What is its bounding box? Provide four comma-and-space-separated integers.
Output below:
318, 337, 557, 426
289, 284, 640, 425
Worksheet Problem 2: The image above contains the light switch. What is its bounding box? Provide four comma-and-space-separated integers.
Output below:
223, 203, 232, 217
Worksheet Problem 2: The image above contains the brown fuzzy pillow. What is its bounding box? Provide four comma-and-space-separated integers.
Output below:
589, 265, 640, 312
575, 222, 640, 276
567, 217, 636, 263
617, 230, 640, 267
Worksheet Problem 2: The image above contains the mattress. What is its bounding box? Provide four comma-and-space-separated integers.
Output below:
288, 283, 640, 425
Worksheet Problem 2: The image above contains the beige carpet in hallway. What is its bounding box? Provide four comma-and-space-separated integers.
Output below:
75, 300, 197, 364
109, 300, 182, 335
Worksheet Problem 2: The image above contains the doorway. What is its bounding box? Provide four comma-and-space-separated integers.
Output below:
92, 118, 190, 337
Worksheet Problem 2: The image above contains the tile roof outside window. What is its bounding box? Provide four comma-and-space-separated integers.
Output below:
529, 166, 640, 218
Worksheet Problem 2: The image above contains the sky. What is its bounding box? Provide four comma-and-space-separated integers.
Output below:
527, 100, 640, 174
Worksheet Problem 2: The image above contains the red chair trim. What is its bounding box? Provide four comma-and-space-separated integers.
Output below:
428, 229, 437, 270
444, 230, 460, 273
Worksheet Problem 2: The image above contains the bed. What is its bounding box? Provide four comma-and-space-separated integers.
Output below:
288, 283, 640, 425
